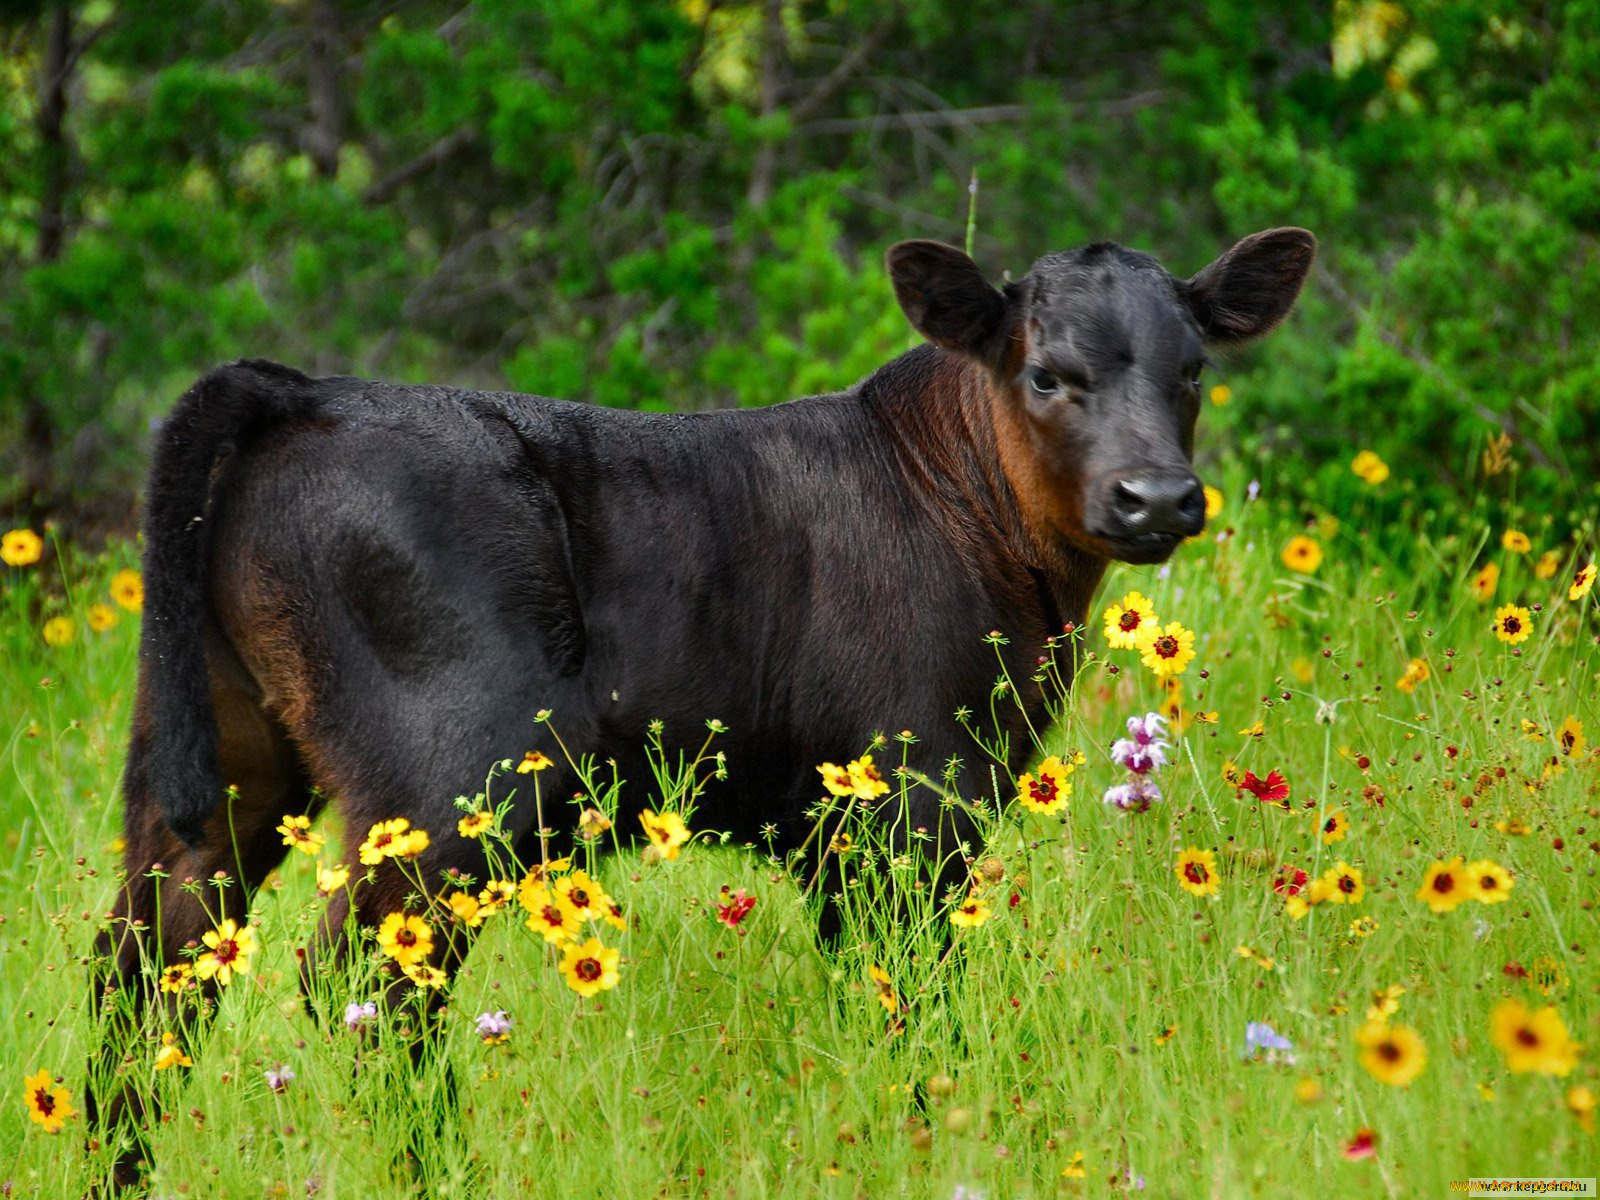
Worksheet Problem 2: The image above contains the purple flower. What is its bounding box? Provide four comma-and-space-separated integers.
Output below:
475, 1009, 512, 1042
1102, 778, 1162, 813
1125, 712, 1168, 745
1111, 738, 1170, 775
264, 1064, 295, 1093
1243, 1021, 1295, 1063
343, 1000, 378, 1032
1125, 1168, 1146, 1190
1247, 478, 1261, 501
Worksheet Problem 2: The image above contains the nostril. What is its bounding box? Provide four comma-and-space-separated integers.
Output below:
1179, 480, 1206, 522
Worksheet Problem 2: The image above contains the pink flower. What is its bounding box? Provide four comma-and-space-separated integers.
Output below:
715, 887, 756, 929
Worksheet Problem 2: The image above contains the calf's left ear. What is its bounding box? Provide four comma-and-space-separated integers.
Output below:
1184, 227, 1317, 344
887, 240, 1011, 367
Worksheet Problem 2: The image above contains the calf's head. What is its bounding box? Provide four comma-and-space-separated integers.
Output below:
887, 228, 1315, 564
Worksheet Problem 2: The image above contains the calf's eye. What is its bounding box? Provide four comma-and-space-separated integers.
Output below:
1027, 367, 1059, 396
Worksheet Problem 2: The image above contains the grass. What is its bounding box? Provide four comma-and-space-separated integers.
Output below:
1, 469, 1596, 1198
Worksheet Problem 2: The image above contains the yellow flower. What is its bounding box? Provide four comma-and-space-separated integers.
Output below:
950, 893, 991, 928
457, 810, 495, 839
519, 880, 581, 944
1175, 848, 1220, 897
817, 761, 854, 796
110, 568, 144, 611
359, 817, 428, 865
1568, 1085, 1597, 1134
1016, 755, 1072, 815
1102, 590, 1159, 649
1491, 999, 1581, 1076
445, 890, 484, 927
22, 1069, 75, 1133
1221, 760, 1244, 788
477, 879, 517, 917
577, 807, 612, 841
639, 809, 691, 861
1203, 485, 1223, 520
1501, 529, 1531, 554
1281, 535, 1322, 573
558, 937, 621, 997
158, 963, 195, 995
1208, 384, 1231, 406
1395, 657, 1429, 693
1571, 562, 1597, 601
1320, 808, 1349, 844
1349, 915, 1379, 939
2, 528, 44, 567
1496, 817, 1530, 837
553, 869, 609, 922
1366, 984, 1405, 1022
847, 755, 891, 800
1062, 1150, 1088, 1178
404, 962, 447, 989
1534, 549, 1560, 580
1294, 1076, 1322, 1104
1136, 620, 1196, 678
1416, 857, 1468, 913
868, 964, 899, 1014
1471, 562, 1499, 602
1351, 450, 1389, 485
1491, 603, 1532, 645
153, 1032, 192, 1072
194, 918, 259, 986
1357, 1021, 1426, 1087
375, 912, 434, 968
87, 603, 118, 633
516, 750, 554, 774
316, 862, 350, 895
1320, 861, 1364, 904
1556, 716, 1586, 760
276, 814, 323, 856
1466, 859, 1513, 904
42, 616, 75, 647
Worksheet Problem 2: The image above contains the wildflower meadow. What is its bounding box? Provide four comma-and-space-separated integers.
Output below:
2, 450, 1594, 1197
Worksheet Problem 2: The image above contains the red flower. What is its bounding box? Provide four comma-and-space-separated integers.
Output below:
1272, 864, 1309, 897
1239, 769, 1291, 809
1342, 1128, 1377, 1161
715, 887, 757, 929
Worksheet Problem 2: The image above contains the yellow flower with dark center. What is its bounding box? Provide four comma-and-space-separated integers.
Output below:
376, 912, 433, 968
276, 814, 323, 856
477, 879, 517, 917
194, 918, 258, 986
845, 755, 890, 800
1203, 485, 1223, 520
1357, 1020, 1426, 1087
516, 750, 554, 774
1016, 755, 1071, 815
42, 616, 74, 647
404, 962, 447, 989
1495, 817, 1530, 837
1395, 657, 1429, 693
1501, 529, 1531, 554
153, 1032, 191, 1072
1417, 856, 1468, 912
1281, 535, 1322, 573
1555, 715, 1585, 760
558, 937, 621, 997
1320, 808, 1349, 844
554, 869, 608, 921
1366, 984, 1405, 1022
87, 603, 118, 633
109, 568, 144, 611
1137, 620, 1196, 678
601, 897, 627, 931
1492, 603, 1532, 645
519, 880, 580, 944
22, 1069, 75, 1133
2, 528, 43, 566
1174, 847, 1220, 897
1491, 999, 1581, 1076
1570, 562, 1596, 601
817, 761, 854, 796
1348, 915, 1379, 939
1321, 861, 1364, 904
158, 963, 194, 995
1466, 859, 1513, 904
446, 890, 484, 927
316, 862, 350, 895
1351, 450, 1389, 485
639, 809, 691, 860
1471, 562, 1499, 602
1534, 549, 1560, 580
1221, 760, 1244, 788
868, 964, 899, 1014
457, 810, 494, 839
1102, 590, 1159, 649
1154, 1025, 1177, 1045
359, 817, 428, 865
949, 893, 991, 928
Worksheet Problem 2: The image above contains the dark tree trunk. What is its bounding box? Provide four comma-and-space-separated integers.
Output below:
302, 0, 344, 178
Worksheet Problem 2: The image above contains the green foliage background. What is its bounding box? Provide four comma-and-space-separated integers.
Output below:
1, 0, 1596, 530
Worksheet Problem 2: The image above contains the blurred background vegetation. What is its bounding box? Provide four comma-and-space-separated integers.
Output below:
1, 0, 1596, 539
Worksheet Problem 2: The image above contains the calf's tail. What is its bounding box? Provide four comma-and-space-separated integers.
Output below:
138, 359, 322, 846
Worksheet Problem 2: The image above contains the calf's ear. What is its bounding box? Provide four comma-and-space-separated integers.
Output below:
887, 240, 1010, 367
1184, 227, 1317, 344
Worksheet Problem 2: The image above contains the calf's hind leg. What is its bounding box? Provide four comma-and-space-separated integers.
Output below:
87, 672, 310, 1190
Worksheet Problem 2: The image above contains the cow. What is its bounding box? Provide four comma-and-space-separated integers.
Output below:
87, 226, 1314, 1186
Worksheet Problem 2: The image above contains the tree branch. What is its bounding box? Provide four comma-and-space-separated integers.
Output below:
362, 127, 479, 205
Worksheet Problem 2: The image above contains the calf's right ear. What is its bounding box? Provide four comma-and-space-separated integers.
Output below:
887, 240, 1010, 368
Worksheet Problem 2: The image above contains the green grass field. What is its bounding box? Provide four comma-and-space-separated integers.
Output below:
2, 469, 1595, 1198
